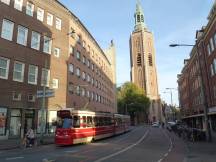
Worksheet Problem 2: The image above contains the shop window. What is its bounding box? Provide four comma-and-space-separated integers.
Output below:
28, 94, 35, 102
48, 111, 57, 133
0, 108, 7, 136
9, 109, 21, 136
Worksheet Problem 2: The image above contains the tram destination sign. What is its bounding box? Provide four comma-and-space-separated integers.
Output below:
37, 89, 55, 98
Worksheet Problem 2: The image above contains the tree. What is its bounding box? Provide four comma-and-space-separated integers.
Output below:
117, 82, 150, 124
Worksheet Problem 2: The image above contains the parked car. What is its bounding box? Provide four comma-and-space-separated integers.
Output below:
152, 122, 160, 127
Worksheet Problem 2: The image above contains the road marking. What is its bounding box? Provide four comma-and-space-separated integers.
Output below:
157, 130, 173, 162
94, 129, 150, 162
164, 153, 168, 157
6, 157, 24, 160
64, 150, 78, 153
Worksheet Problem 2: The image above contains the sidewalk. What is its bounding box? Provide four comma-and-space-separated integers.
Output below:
185, 139, 216, 162
0, 136, 54, 150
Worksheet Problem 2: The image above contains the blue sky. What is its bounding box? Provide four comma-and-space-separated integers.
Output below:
60, 0, 214, 105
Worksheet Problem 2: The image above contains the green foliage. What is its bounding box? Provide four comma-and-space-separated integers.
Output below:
117, 82, 150, 114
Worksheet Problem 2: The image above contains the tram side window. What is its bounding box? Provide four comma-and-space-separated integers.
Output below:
87, 116, 93, 127
73, 116, 80, 128
99, 117, 104, 126
94, 117, 99, 127
82, 116, 87, 128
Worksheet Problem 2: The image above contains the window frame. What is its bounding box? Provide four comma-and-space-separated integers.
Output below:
26, 1, 34, 17
43, 36, 52, 54
52, 78, 59, 89
0, 57, 10, 80
1, 0, 10, 5
1, 19, 14, 41
37, 7, 44, 22
53, 47, 60, 58
55, 17, 62, 30
31, 31, 41, 50
41, 68, 50, 87
28, 65, 38, 85
47, 13, 53, 26
14, 0, 23, 11
17, 25, 28, 46
13, 61, 25, 82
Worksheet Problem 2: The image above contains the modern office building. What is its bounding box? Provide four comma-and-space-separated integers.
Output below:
130, 1, 162, 123
0, 0, 116, 140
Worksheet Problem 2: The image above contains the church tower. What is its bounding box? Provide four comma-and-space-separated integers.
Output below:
130, 0, 162, 123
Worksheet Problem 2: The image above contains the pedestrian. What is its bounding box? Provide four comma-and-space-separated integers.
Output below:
26, 127, 35, 147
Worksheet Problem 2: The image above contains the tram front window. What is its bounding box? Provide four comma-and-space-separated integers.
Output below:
57, 117, 72, 128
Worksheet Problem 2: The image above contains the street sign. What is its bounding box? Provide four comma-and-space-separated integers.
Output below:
37, 89, 55, 98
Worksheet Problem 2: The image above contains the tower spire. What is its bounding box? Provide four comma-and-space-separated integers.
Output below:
134, 0, 147, 31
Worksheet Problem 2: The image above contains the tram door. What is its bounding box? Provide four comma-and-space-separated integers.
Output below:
24, 110, 34, 134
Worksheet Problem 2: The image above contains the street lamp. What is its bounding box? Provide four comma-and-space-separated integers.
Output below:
169, 43, 211, 142
165, 88, 177, 106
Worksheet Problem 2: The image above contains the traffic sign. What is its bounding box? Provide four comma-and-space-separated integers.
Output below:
37, 89, 55, 98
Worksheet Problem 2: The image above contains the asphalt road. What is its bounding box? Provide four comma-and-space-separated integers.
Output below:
0, 126, 187, 162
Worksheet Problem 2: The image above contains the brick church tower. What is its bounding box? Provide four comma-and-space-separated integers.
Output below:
130, 0, 162, 123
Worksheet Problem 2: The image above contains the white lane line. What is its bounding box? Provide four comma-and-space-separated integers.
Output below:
6, 157, 24, 160
164, 153, 168, 157
157, 130, 173, 162
64, 150, 78, 153
94, 129, 150, 162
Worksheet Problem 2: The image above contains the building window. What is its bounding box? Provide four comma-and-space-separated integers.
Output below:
31, 31, 40, 50
0, 57, 10, 80
87, 59, 90, 68
213, 58, 216, 72
26, 2, 34, 16
211, 64, 215, 76
91, 63, 94, 71
55, 17, 61, 30
148, 54, 153, 66
77, 35, 81, 44
68, 82, 73, 93
37, 7, 44, 22
214, 33, 216, 47
53, 48, 60, 58
1, 0, 10, 5
28, 65, 38, 85
76, 67, 80, 77
52, 78, 59, 89
87, 74, 90, 82
1, 19, 14, 41
82, 56, 86, 64
14, 0, 23, 11
81, 88, 85, 97
86, 90, 90, 98
13, 61, 25, 82
82, 71, 86, 80
210, 37, 215, 52
137, 53, 141, 66
91, 78, 94, 85
12, 92, 22, 101
83, 41, 86, 49
76, 86, 80, 95
28, 94, 35, 102
47, 13, 53, 26
76, 51, 81, 60
207, 44, 211, 55
43, 36, 52, 54
69, 45, 73, 55
69, 64, 74, 73
17, 25, 28, 46
41, 68, 50, 87
137, 15, 140, 22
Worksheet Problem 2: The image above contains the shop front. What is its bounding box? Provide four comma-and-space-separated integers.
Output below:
0, 107, 7, 139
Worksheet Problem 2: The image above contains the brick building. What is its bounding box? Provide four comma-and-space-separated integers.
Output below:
0, 0, 116, 140
178, 1, 216, 133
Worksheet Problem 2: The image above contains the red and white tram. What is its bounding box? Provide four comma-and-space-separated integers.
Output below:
55, 109, 131, 145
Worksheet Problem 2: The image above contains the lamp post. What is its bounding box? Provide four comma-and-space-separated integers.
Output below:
169, 43, 211, 142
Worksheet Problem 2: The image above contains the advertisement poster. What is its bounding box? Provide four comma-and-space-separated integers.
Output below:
0, 108, 7, 135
